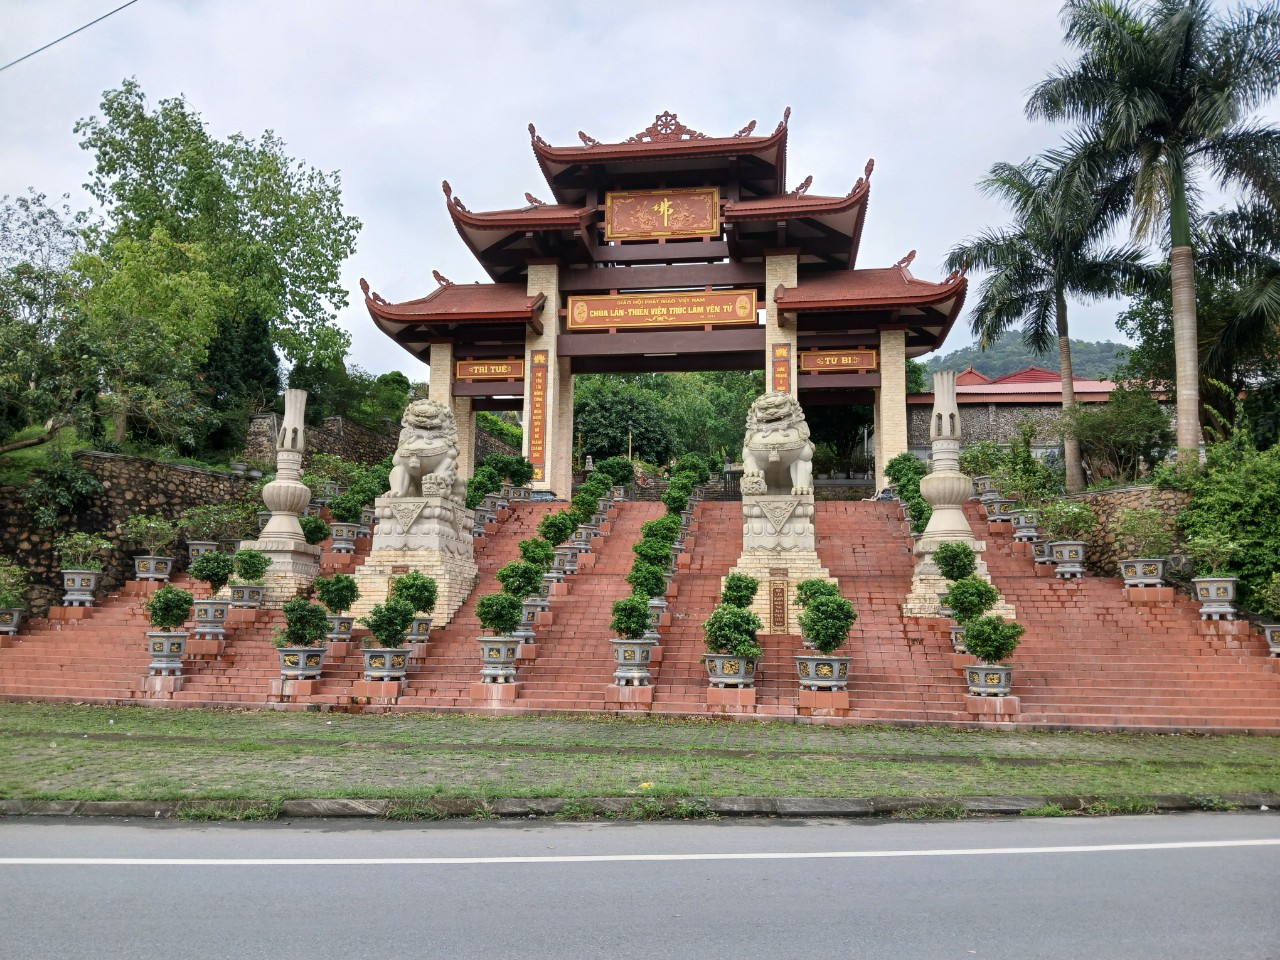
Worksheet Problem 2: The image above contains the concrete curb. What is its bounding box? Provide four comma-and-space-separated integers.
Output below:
1, 794, 1276, 821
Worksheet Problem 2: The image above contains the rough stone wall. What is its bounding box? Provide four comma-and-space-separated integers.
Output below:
242, 414, 397, 467
908, 401, 1177, 449
1070, 485, 1192, 577
475, 427, 519, 464
0, 452, 255, 616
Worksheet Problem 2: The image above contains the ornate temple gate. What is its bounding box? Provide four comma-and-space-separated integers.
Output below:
363, 109, 967, 493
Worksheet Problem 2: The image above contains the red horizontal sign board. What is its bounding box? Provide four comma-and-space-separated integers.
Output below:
799, 349, 879, 373
567, 290, 758, 330
456, 359, 524, 381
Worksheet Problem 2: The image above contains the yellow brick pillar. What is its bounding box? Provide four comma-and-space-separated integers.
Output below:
523, 263, 562, 494
427, 342, 454, 405
764, 252, 799, 398
553, 360, 574, 499
872, 389, 883, 491
878, 329, 908, 490
454, 397, 474, 480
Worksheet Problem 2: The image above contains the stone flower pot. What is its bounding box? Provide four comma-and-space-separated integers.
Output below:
794, 654, 850, 691
1263, 625, 1280, 657
1119, 558, 1167, 588
972, 475, 995, 499
363, 647, 410, 681
1012, 513, 1040, 543
1192, 576, 1237, 620
359, 506, 376, 537
187, 540, 220, 561
986, 499, 1019, 523
316, 481, 340, 503
477, 636, 520, 684
61, 569, 102, 607
704, 652, 757, 688
132, 555, 174, 583
278, 645, 325, 680
329, 521, 359, 554
228, 584, 266, 609
408, 615, 433, 641
1030, 539, 1053, 565
147, 630, 187, 676
949, 623, 966, 653
1049, 541, 1087, 579
966, 662, 1013, 697
0, 608, 24, 636
610, 637, 657, 686
325, 615, 355, 642
256, 511, 272, 532
219, 538, 241, 555
193, 599, 232, 640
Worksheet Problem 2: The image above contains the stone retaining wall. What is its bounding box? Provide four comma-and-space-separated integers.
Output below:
1070, 485, 1192, 577
475, 428, 519, 463
242, 414, 397, 467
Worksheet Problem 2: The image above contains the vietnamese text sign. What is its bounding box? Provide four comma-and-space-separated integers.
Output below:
528, 351, 548, 482
799, 349, 879, 373
605, 187, 719, 241
567, 290, 757, 330
771, 342, 792, 394
456, 359, 525, 381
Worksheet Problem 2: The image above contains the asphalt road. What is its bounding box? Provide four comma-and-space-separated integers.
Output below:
1, 812, 1277, 960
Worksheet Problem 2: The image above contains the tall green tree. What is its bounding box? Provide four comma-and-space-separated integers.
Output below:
1026, 0, 1280, 459
946, 158, 1151, 492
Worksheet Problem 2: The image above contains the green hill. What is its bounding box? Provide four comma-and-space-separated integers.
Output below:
925, 334, 1129, 381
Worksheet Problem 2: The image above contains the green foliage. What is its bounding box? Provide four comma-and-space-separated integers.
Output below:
610, 594, 652, 641
466, 465, 502, 510
626, 562, 668, 599
962, 615, 1024, 665
595, 455, 635, 487
720, 572, 759, 609
632, 538, 673, 568
188, 550, 234, 593
885, 452, 931, 532
53, 532, 112, 571
146, 584, 193, 630
793, 579, 841, 608
358, 598, 414, 648
335, 458, 391, 508
797, 594, 857, 654
1113, 508, 1174, 559
703, 603, 763, 658
298, 514, 329, 545
313, 573, 358, 615
116, 513, 179, 555
640, 514, 681, 544
927, 332, 1129, 381
389, 571, 438, 614
518, 538, 556, 572
672, 453, 710, 485
274, 596, 328, 648
495, 561, 543, 601
1187, 533, 1239, 579
570, 488, 602, 525
0, 558, 28, 609
992, 421, 1061, 504
538, 510, 576, 547
906, 358, 929, 395
1257, 573, 1280, 621
476, 410, 522, 449
326, 491, 364, 524
1038, 500, 1097, 541
943, 577, 999, 624
661, 487, 689, 517
475, 592, 522, 637
573, 378, 675, 464
811, 441, 837, 475
480, 452, 534, 488
232, 549, 271, 584
959, 441, 1006, 478
179, 503, 250, 541
309, 454, 358, 484
934, 542, 977, 582
23, 457, 103, 530
1065, 386, 1173, 483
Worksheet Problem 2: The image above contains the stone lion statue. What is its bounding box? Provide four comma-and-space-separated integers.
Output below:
741, 392, 814, 496
386, 398, 464, 499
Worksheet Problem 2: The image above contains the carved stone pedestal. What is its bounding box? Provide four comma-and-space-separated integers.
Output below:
730, 493, 832, 635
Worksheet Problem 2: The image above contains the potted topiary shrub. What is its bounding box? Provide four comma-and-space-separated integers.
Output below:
1188, 533, 1240, 620
811, 441, 836, 481
314, 573, 360, 644
475, 591, 523, 684
933, 540, 977, 619
1114, 507, 1175, 588
703, 603, 764, 688
188, 550, 235, 643
390, 570, 438, 643
794, 592, 857, 690
228, 549, 271, 608
54, 532, 113, 606
327, 495, 363, 554
609, 593, 658, 686
178, 505, 224, 560
792, 578, 841, 648
145, 584, 193, 677
961, 614, 1025, 696
720, 572, 760, 609
1257, 572, 1280, 657
519, 537, 556, 572
942, 576, 1000, 654
357, 598, 415, 682
0, 557, 29, 636
117, 514, 179, 582
298, 514, 330, 547
1039, 500, 1097, 579
272, 596, 330, 680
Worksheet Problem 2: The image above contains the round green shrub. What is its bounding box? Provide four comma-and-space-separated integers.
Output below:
147, 585, 193, 630
720, 572, 759, 608
299, 514, 330, 545
934, 542, 977, 581
673, 453, 710, 485
117, 514, 179, 555
390, 571, 438, 614
1039, 499, 1098, 542
661, 488, 689, 516
359, 598, 415, 648
519, 537, 556, 571
703, 603, 763, 658
797, 594, 857, 654
189, 550, 235, 594
943, 576, 999, 623
496, 561, 544, 600
626, 561, 668, 599
481, 453, 535, 488
275, 596, 329, 648
54, 532, 113, 571
0, 558, 28, 609
596, 455, 635, 487
793, 578, 841, 608
475, 592, 523, 637
314, 573, 359, 615
962, 615, 1025, 664
640, 514, 682, 544
327, 491, 364, 524
232, 549, 271, 584
538, 510, 576, 546
610, 594, 652, 641
632, 538, 673, 567
466, 465, 503, 510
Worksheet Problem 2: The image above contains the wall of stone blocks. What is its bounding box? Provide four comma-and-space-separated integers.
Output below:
242, 414, 398, 467
1070, 485, 1192, 577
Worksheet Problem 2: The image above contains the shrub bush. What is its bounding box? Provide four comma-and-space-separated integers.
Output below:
54, 532, 112, 571
0, 558, 28, 609
1039, 500, 1097, 541
232, 549, 271, 584
672, 453, 710, 485
327, 491, 364, 524
481, 452, 535, 488
959, 441, 1006, 478
24, 457, 104, 530
1187, 532, 1239, 578
626, 561, 668, 599
359, 599, 415, 648
596, 455, 635, 487
389, 571, 438, 614
146, 585, 193, 630
274, 596, 329, 648
793, 579, 841, 608
609, 594, 652, 641
1114, 508, 1174, 558
720, 572, 759, 609
299, 514, 330, 545
992, 421, 1061, 504
661, 487, 690, 516
518, 537, 556, 571
633, 538, 673, 567
495, 561, 543, 600
538, 510, 576, 546
797, 594, 857, 654
934, 541, 977, 581
314, 573, 358, 615
189, 550, 235, 594
466, 465, 503, 510
640, 514, 682, 544
962, 615, 1025, 664
703, 603, 763, 658
476, 410, 522, 449
942, 576, 999, 623
885, 452, 931, 532
117, 514, 179, 555
475, 592, 522, 636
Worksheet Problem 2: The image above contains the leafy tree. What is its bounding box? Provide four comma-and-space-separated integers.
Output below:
1065, 385, 1175, 482
573, 376, 674, 464
1026, 0, 1280, 458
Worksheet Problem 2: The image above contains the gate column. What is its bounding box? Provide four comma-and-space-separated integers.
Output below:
764, 251, 799, 397
524, 261, 564, 495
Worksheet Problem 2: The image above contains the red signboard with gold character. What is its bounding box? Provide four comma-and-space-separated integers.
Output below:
605, 187, 720, 241
528, 351, 548, 482
567, 289, 757, 330
456, 359, 524, 381
771, 343, 792, 394
798, 349, 879, 373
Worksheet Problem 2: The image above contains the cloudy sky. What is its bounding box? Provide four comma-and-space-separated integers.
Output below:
4, 0, 1275, 379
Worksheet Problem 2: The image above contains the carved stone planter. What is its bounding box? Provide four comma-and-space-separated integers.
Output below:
477, 636, 520, 684
363, 647, 409, 681
949, 623, 966, 653
187, 540, 220, 561
278, 645, 325, 680
983, 498, 1018, 523
228, 584, 266, 609
132, 555, 173, 582
61, 569, 101, 607
193, 599, 232, 640
359, 506, 376, 537
219, 538, 241, 554
1049, 541, 1087, 579
966, 663, 1012, 696
704, 653, 757, 688
256, 511, 272, 532
1192, 576, 1237, 620
147, 630, 187, 676
329, 521, 359, 554
1012, 513, 1039, 543
0, 608, 23, 635
408, 615, 433, 642
1264, 625, 1280, 657
325, 615, 354, 642
1031, 539, 1053, 564
1119, 558, 1167, 588
972, 475, 996, 500
610, 638, 657, 686
794, 654, 850, 691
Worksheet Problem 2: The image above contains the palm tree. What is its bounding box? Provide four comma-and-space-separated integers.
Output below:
946, 158, 1152, 493
1026, 0, 1280, 459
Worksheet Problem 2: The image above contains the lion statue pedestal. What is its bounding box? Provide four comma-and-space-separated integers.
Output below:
728, 393, 834, 635
350, 399, 478, 625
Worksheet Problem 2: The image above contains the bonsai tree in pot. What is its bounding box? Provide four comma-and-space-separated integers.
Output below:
720, 572, 760, 609
54, 532, 113, 606
537, 510, 576, 547
942, 576, 999, 653
0, 557, 28, 634
273, 596, 330, 679
178, 504, 225, 558
795, 592, 857, 691
117, 514, 179, 582
187, 549, 236, 639
1188, 532, 1240, 620
934, 541, 976, 582
228, 549, 272, 608
633, 536, 674, 571
703, 602, 764, 688
357, 597, 415, 681
475, 591, 524, 684
627, 561, 667, 600
390, 570, 438, 641
1257, 573, 1280, 656
298, 514, 330, 546
326, 494, 363, 553
314, 573, 360, 642
495, 561, 543, 601
1038, 500, 1097, 579
961, 614, 1025, 697
518, 537, 556, 571
1114, 507, 1175, 588
145, 584, 194, 677
792, 578, 841, 647
609, 592, 658, 686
